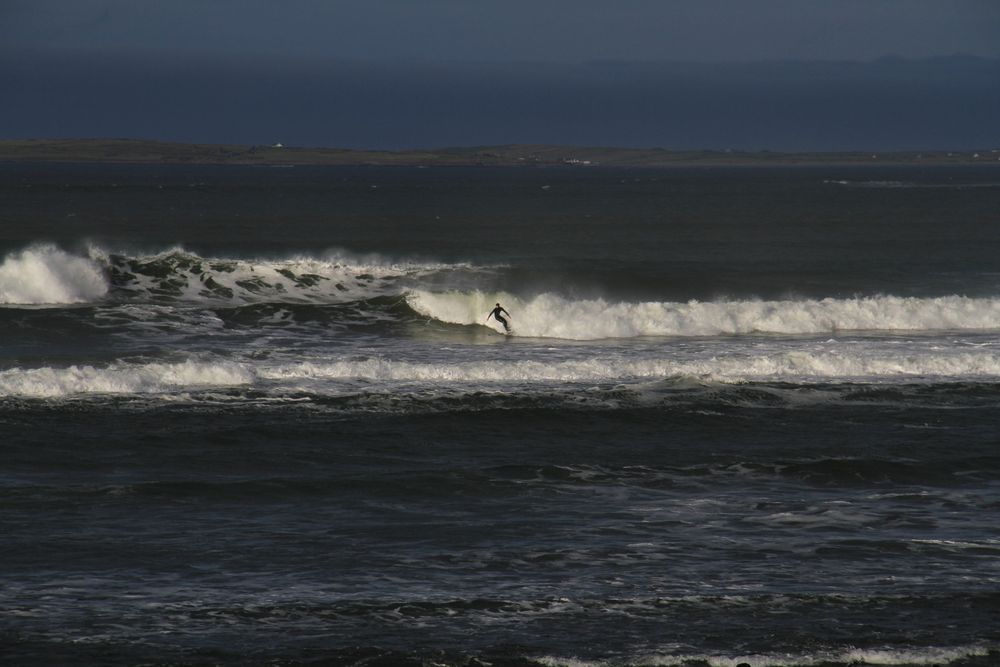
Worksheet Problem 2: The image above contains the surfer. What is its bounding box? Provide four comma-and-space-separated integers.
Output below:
486, 303, 511, 332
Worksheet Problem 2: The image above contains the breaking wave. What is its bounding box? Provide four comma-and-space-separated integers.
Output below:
0, 245, 108, 305
408, 290, 1000, 339
536, 645, 994, 667
824, 178, 1000, 190
6, 348, 1000, 399
8, 244, 1000, 345
264, 348, 1000, 385
0, 244, 482, 306
102, 247, 471, 303
0, 360, 252, 398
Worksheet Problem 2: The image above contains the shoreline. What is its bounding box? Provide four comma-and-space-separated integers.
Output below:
1, 138, 997, 167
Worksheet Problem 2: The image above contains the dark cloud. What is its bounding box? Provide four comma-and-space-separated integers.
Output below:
3, 2, 997, 149
2, 0, 999, 62
4, 52, 998, 150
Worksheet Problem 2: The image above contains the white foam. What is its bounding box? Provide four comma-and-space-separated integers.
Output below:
102, 246, 484, 304
5, 342, 1000, 400
552, 644, 993, 666
261, 346, 1000, 385
0, 360, 252, 398
0, 245, 108, 304
6, 345, 1000, 400
259, 358, 614, 383
840, 646, 990, 665
408, 290, 1000, 339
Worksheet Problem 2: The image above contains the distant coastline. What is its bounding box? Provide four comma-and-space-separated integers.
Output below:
0, 138, 996, 167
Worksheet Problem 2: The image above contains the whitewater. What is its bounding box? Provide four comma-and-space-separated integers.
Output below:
2, 244, 1000, 404
408, 289, 1000, 339
5, 163, 1000, 667
5, 245, 1000, 339
6, 343, 1000, 400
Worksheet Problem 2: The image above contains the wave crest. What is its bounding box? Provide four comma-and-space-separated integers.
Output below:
408, 290, 1000, 339
102, 247, 480, 304
264, 348, 1000, 385
0, 360, 252, 398
4, 346, 1000, 401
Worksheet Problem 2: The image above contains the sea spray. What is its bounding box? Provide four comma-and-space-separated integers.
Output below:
0, 245, 108, 304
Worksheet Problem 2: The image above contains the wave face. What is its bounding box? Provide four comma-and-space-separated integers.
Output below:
101, 247, 467, 304
408, 289, 1000, 339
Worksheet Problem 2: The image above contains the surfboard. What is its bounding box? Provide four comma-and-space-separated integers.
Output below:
486, 317, 512, 335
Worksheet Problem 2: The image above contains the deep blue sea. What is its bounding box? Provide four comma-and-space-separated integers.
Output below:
2, 162, 1000, 666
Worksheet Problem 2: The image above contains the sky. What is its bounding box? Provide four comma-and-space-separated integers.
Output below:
4, 0, 1000, 63
2, 0, 999, 150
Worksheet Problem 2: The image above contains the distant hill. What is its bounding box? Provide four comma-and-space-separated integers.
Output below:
0, 138, 995, 167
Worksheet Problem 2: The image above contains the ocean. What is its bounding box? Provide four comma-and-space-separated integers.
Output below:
2, 162, 1000, 666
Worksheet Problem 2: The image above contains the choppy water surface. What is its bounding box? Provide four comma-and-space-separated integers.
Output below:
2, 163, 1000, 666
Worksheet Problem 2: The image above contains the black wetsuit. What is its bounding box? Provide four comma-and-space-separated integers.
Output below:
490, 306, 510, 331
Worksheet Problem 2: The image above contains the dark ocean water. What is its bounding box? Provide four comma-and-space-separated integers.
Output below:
2, 163, 1000, 666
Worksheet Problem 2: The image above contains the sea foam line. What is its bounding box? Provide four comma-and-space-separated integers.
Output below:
4, 346, 1000, 399
408, 290, 1000, 339
537, 644, 992, 666
261, 348, 1000, 385
0, 360, 252, 398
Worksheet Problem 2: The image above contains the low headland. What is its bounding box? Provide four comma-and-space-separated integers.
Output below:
0, 138, 996, 167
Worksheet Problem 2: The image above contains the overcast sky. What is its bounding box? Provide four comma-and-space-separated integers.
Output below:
4, 0, 999, 63
3, 1, 999, 150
